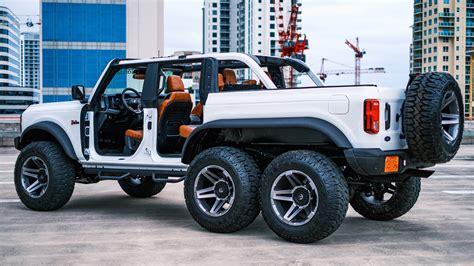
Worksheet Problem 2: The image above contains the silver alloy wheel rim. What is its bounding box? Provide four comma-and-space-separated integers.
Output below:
21, 156, 49, 198
361, 182, 397, 205
270, 170, 319, 226
441, 90, 460, 143
194, 165, 235, 217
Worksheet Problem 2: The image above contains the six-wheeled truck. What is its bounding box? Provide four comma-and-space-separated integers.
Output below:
14, 53, 463, 243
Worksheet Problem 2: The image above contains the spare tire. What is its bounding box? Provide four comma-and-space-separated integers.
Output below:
404, 72, 464, 164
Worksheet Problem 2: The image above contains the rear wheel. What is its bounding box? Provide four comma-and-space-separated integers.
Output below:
260, 151, 349, 243
350, 177, 421, 221
184, 147, 260, 233
14, 141, 76, 211
118, 176, 166, 198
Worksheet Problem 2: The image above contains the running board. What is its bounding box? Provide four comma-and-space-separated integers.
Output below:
98, 172, 130, 181
85, 171, 186, 183
84, 167, 186, 179
152, 174, 186, 183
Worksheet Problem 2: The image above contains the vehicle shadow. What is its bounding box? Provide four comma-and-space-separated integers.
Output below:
8, 191, 434, 245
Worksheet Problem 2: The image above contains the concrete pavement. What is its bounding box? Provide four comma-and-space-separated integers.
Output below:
0, 146, 473, 264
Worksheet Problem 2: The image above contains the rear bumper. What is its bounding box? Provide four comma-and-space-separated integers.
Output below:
344, 148, 434, 177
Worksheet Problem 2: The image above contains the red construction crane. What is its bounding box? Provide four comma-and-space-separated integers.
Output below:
345, 37, 366, 85
275, 1, 309, 87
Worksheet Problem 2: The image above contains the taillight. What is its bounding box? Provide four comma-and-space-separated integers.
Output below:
364, 99, 380, 134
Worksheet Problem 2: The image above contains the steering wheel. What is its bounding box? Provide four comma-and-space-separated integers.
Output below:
121, 88, 142, 114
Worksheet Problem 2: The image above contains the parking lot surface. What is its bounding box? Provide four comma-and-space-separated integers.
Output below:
0, 146, 473, 265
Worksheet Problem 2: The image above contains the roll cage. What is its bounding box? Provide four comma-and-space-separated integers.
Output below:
87, 53, 323, 106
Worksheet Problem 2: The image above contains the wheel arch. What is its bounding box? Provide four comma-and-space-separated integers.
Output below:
18, 121, 78, 161
181, 117, 352, 164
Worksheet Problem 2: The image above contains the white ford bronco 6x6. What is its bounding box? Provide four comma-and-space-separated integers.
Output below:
14, 53, 463, 243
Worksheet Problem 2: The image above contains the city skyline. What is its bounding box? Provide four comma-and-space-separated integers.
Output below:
5, 0, 414, 89
0, 5, 39, 115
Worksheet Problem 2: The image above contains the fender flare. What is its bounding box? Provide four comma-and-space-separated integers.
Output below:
181, 117, 352, 164
20, 121, 78, 161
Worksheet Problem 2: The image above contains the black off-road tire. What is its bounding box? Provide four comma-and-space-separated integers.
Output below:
14, 141, 76, 211
118, 177, 166, 198
404, 72, 464, 163
184, 147, 260, 233
260, 151, 349, 243
350, 177, 421, 221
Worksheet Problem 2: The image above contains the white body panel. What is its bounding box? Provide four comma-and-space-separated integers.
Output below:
205, 86, 407, 151
84, 108, 186, 171
21, 101, 86, 160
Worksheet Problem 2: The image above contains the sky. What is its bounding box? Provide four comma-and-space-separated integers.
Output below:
1, 0, 413, 88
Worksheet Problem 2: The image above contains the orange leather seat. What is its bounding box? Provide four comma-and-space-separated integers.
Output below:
179, 125, 198, 138
218, 73, 225, 90
223, 68, 237, 85
125, 129, 143, 140
126, 75, 193, 142
159, 75, 192, 119
157, 75, 193, 152
223, 69, 258, 87
243, 79, 257, 85
191, 103, 203, 117
190, 73, 225, 119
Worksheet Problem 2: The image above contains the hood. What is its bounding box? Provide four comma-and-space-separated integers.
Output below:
24, 101, 85, 113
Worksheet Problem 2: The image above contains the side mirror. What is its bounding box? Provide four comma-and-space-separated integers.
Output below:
71, 85, 86, 102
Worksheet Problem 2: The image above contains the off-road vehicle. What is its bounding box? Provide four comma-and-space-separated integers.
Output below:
14, 53, 463, 243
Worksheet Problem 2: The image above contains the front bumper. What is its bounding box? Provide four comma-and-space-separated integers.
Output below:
344, 148, 434, 177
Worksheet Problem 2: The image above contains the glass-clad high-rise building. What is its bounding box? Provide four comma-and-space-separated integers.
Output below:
411, 0, 473, 115
21, 32, 40, 89
0, 6, 40, 116
0, 6, 21, 87
203, 0, 303, 56
41, 0, 126, 102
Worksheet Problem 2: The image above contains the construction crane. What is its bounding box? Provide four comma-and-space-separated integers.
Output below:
345, 37, 366, 85
318, 58, 385, 83
275, 0, 309, 87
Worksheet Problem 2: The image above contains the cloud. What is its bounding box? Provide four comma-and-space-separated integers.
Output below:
301, 0, 413, 88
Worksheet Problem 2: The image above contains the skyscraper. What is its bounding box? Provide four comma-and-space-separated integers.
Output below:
0, 6, 21, 87
40, 0, 165, 103
20, 32, 40, 89
411, 0, 473, 115
41, 0, 127, 103
0, 6, 40, 116
203, 0, 302, 56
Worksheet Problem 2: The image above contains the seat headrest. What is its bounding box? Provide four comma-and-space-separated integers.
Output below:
223, 68, 237, 85
133, 69, 146, 80
243, 79, 257, 85
167, 75, 185, 92
217, 73, 224, 91
133, 73, 145, 80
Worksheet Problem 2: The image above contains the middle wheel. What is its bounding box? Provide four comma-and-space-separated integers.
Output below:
184, 147, 261, 233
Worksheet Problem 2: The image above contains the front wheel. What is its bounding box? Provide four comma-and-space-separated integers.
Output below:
14, 141, 76, 211
350, 177, 421, 221
260, 151, 349, 243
